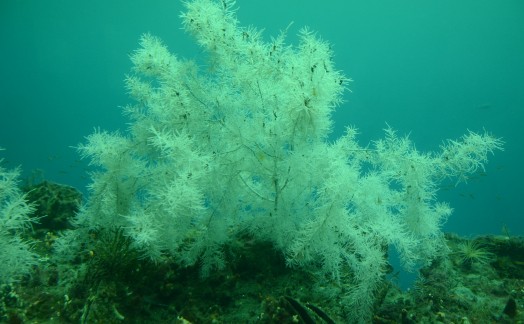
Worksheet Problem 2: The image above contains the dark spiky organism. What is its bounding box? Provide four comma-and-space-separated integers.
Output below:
84, 226, 143, 287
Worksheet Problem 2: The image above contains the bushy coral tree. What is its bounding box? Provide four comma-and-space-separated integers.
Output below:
58, 0, 502, 321
0, 148, 37, 284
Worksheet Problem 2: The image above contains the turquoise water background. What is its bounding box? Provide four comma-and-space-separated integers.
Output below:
1, 0, 522, 238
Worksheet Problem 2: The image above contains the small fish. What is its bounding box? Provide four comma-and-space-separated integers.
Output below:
476, 103, 492, 110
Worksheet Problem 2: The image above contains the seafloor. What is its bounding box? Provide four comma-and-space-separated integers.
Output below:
1, 181, 522, 323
